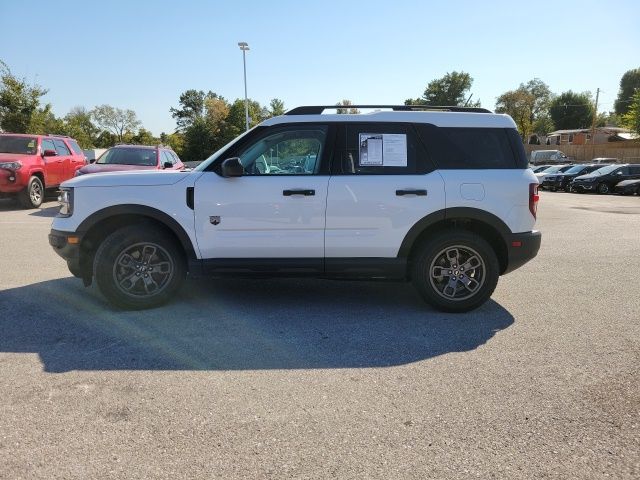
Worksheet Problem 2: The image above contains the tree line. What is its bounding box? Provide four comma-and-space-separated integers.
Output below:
1, 58, 639, 162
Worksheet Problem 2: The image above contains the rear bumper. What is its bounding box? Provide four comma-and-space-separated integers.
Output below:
49, 229, 83, 277
503, 230, 542, 274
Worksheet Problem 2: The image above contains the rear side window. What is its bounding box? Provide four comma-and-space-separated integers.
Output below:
53, 139, 71, 156
333, 123, 431, 175
630, 166, 640, 175
67, 139, 84, 155
415, 125, 526, 169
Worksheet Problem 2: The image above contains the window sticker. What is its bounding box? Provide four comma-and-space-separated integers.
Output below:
358, 133, 407, 167
359, 134, 383, 165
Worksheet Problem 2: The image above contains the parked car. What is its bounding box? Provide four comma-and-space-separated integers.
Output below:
571, 164, 640, 194
50, 104, 541, 313
614, 178, 640, 195
0, 133, 87, 208
542, 164, 609, 192
590, 157, 619, 165
531, 164, 552, 173
75, 145, 184, 176
535, 165, 574, 187
530, 150, 570, 165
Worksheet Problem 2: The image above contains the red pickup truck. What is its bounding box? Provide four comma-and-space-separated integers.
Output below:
0, 133, 86, 208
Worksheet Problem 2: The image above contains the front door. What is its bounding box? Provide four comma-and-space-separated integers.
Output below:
194, 124, 333, 270
40, 138, 64, 185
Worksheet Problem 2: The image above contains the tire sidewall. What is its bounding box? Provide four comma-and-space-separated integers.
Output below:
19, 176, 44, 208
411, 230, 500, 313
597, 183, 609, 194
94, 225, 186, 309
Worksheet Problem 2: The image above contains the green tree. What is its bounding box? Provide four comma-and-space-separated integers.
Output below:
549, 91, 594, 130
336, 99, 360, 114
0, 60, 49, 133
62, 106, 98, 148
406, 71, 479, 107
128, 128, 159, 145
94, 130, 117, 148
269, 98, 286, 116
495, 78, 552, 138
614, 68, 640, 115
91, 104, 141, 143
182, 117, 215, 162
495, 88, 535, 139
170, 90, 220, 131
160, 132, 185, 157
27, 103, 64, 135
621, 90, 640, 135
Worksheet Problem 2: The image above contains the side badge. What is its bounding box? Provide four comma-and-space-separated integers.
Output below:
209, 216, 221, 225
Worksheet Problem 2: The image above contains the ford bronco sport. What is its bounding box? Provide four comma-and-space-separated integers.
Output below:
49, 105, 541, 312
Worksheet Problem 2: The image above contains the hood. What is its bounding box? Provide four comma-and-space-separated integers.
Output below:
76, 163, 157, 176
62, 170, 190, 188
574, 173, 598, 181
0, 153, 35, 162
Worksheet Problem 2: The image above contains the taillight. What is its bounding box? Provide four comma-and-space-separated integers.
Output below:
529, 183, 539, 219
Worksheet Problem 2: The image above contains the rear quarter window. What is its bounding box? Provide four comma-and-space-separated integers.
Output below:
415, 125, 526, 169
67, 139, 84, 155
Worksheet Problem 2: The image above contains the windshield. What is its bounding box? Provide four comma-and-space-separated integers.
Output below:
592, 165, 618, 176
0, 135, 38, 155
96, 148, 157, 166
542, 166, 562, 173
194, 127, 258, 172
564, 165, 585, 174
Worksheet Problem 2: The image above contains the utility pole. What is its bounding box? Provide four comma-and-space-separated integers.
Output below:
238, 42, 250, 131
590, 87, 600, 160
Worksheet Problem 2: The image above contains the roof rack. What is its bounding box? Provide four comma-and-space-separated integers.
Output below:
284, 105, 492, 115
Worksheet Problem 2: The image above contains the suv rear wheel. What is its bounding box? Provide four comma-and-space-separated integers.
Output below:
411, 230, 499, 313
94, 225, 186, 309
18, 176, 44, 208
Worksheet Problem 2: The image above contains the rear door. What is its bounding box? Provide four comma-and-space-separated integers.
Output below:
65, 139, 87, 177
325, 122, 445, 260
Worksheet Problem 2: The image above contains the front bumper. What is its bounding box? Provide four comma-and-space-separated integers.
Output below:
503, 230, 542, 274
542, 179, 565, 190
49, 229, 83, 277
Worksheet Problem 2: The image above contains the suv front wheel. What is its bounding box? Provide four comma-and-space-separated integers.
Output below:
94, 225, 186, 309
18, 176, 44, 208
411, 230, 500, 313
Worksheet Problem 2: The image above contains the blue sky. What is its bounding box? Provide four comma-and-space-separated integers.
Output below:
1, 0, 639, 135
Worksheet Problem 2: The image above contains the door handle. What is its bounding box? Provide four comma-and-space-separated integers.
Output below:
396, 189, 427, 196
283, 189, 315, 196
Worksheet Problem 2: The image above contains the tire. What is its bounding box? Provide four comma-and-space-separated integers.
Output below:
411, 230, 500, 313
18, 176, 44, 208
94, 224, 186, 309
597, 183, 610, 194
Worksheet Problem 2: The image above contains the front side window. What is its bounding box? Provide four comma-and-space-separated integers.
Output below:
41, 139, 56, 154
68, 139, 84, 155
162, 151, 175, 165
236, 126, 327, 175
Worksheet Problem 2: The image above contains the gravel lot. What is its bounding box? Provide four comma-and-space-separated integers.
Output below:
0, 192, 638, 479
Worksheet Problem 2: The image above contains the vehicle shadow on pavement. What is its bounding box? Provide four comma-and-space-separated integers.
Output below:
28, 206, 60, 217
0, 277, 514, 373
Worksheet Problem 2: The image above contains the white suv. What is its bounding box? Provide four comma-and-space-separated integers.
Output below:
49, 105, 541, 312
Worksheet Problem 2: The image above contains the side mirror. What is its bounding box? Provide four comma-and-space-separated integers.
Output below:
163, 161, 173, 169
221, 157, 244, 177
43, 149, 57, 157
89, 158, 96, 164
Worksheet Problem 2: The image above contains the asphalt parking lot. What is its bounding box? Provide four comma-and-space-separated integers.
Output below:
0, 192, 639, 479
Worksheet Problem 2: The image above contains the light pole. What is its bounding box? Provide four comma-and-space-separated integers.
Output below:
238, 42, 250, 131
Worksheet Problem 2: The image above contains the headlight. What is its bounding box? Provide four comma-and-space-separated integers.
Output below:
58, 188, 74, 217
0, 161, 22, 170
584, 177, 597, 182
